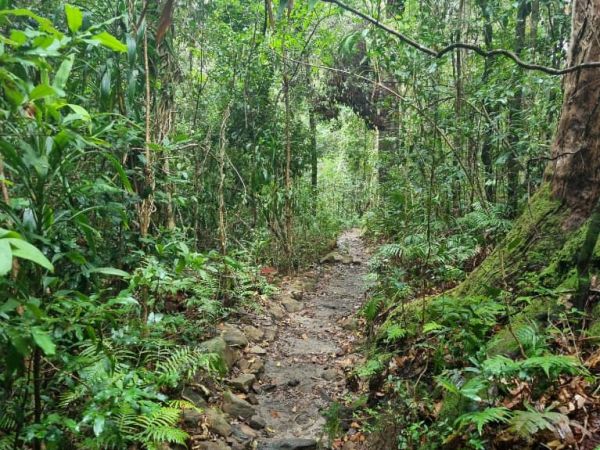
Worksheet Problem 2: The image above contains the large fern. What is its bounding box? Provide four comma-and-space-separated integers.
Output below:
0, 435, 15, 450
133, 407, 189, 447
480, 354, 585, 380
456, 407, 512, 434
154, 346, 224, 386
509, 408, 570, 437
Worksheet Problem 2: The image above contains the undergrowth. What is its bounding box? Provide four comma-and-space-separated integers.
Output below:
352, 287, 600, 448
348, 197, 600, 449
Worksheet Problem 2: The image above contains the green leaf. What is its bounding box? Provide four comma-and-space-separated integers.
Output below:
66, 104, 91, 121
102, 152, 134, 192
0, 299, 20, 314
88, 267, 129, 278
65, 4, 83, 33
30, 84, 60, 101
31, 327, 56, 355
0, 9, 61, 36
6, 238, 54, 272
91, 32, 127, 52
126, 34, 137, 65
53, 54, 75, 89
0, 239, 12, 276
93, 416, 105, 436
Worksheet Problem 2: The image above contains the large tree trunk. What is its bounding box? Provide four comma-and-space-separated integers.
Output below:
546, 0, 600, 227
456, 0, 600, 296
478, 0, 497, 203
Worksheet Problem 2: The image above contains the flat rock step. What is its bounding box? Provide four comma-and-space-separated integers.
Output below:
257, 438, 318, 450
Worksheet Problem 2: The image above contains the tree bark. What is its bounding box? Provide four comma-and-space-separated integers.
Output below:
218, 107, 230, 255
506, 0, 529, 218
282, 23, 293, 264
309, 106, 318, 206
139, 27, 155, 238
546, 0, 600, 227
478, 0, 496, 203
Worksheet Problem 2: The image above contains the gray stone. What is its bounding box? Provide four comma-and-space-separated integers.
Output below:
280, 295, 303, 313
322, 368, 337, 381
195, 441, 231, 450
340, 317, 359, 331
222, 391, 255, 419
263, 328, 277, 342
238, 356, 264, 375
158, 443, 187, 450
182, 408, 203, 426
258, 438, 318, 450
241, 325, 264, 342
229, 373, 256, 393
232, 423, 258, 442
319, 251, 353, 265
198, 336, 237, 370
182, 386, 208, 408
268, 302, 286, 320
221, 325, 248, 348
248, 345, 267, 355
246, 393, 258, 405
249, 416, 266, 430
205, 407, 232, 438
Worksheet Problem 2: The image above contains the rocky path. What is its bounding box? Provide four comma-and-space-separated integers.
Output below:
189, 229, 369, 450
254, 229, 368, 449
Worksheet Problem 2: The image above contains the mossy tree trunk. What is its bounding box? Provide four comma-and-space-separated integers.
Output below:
457, 0, 600, 297
545, 0, 600, 226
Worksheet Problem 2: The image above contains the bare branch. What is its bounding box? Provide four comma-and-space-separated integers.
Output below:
321, 0, 600, 76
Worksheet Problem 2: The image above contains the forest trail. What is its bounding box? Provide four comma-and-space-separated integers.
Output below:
254, 229, 368, 449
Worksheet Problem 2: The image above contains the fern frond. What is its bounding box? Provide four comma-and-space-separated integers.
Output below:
0, 435, 15, 450
0, 411, 16, 431
520, 355, 585, 378
436, 374, 487, 402
481, 355, 520, 377
384, 323, 407, 342
154, 346, 223, 386
362, 296, 385, 321
509, 409, 569, 437
133, 407, 189, 445
456, 407, 512, 434
138, 425, 189, 445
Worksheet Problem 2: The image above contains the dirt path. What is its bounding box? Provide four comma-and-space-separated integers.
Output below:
255, 229, 369, 449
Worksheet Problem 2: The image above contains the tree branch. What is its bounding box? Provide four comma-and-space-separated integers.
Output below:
321, 0, 600, 76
